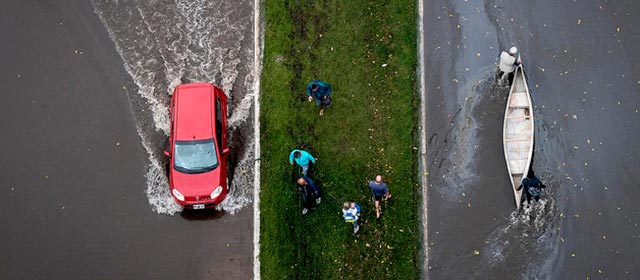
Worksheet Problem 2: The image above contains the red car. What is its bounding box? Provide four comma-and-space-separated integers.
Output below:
164, 83, 229, 209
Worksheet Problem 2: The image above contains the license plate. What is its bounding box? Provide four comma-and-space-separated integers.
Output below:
193, 204, 205, 209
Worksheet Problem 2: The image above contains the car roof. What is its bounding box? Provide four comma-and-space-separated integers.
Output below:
174, 83, 215, 141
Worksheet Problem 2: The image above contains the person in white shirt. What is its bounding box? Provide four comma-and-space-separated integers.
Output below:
499, 46, 520, 84
342, 201, 360, 234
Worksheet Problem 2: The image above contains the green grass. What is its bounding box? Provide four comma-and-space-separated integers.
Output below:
260, 1, 419, 279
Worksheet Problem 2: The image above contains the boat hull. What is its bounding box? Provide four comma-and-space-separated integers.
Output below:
502, 64, 535, 209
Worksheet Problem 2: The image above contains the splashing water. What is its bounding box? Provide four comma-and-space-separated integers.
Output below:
480, 190, 559, 278
92, 0, 255, 215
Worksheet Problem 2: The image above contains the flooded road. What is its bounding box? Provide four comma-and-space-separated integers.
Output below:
1, 0, 255, 279
424, 0, 640, 278
93, 0, 256, 215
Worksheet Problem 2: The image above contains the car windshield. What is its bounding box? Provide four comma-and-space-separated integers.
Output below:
174, 139, 218, 174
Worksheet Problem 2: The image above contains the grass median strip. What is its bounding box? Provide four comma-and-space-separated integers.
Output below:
260, 1, 419, 279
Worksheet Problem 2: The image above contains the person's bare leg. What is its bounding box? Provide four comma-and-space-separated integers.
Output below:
375, 200, 380, 218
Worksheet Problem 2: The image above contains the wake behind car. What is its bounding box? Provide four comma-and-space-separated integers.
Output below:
164, 83, 229, 209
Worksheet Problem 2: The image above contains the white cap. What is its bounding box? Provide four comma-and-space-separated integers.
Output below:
509, 46, 518, 54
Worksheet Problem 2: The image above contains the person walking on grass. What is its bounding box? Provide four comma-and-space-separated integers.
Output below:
289, 149, 316, 176
306, 79, 332, 116
297, 176, 322, 215
342, 201, 361, 234
517, 170, 546, 205
369, 175, 391, 218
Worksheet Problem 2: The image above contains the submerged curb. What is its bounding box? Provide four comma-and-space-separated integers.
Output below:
417, 0, 429, 279
253, 0, 264, 279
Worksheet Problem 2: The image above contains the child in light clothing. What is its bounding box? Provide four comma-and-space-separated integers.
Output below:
342, 201, 361, 234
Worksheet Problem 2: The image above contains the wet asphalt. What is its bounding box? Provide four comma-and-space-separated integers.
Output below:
424, 0, 640, 279
3, 0, 639, 279
0, 1, 252, 279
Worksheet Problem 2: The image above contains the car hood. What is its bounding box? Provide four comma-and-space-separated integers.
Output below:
170, 167, 223, 197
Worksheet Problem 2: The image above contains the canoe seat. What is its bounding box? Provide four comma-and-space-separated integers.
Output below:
507, 115, 531, 119
505, 137, 531, 142
509, 91, 530, 108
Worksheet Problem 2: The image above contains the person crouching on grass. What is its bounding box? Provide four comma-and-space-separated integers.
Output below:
342, 201, 361, 234
306, 79, 332, 116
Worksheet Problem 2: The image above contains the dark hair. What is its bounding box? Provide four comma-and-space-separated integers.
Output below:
527, 170, 535, 179
311, 84, 319, 91
294, 151, 302, 158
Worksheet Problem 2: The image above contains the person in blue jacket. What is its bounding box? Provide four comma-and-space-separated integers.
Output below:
297, 176, 322, 214
342, 201, 361, 234
517, 170, 546, 205
289, 149, 316, 176
306, 80, 332, 116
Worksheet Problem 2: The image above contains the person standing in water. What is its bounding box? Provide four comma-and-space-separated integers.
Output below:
517, 170, 546, 205
499, 46, 521, 84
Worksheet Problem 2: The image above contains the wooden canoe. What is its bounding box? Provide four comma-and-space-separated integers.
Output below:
503, 62, 534, 209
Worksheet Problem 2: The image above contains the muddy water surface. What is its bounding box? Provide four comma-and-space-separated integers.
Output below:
425, 0, 640, 278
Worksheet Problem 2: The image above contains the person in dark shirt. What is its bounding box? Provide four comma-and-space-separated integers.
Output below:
517, 170, 546, 205
368, 175, 391, 218
306, 80, 332, 116
297, 176, 322, 214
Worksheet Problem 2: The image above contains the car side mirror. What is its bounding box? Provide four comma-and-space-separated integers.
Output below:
223, 148, 230, 154
163, 151, 171, 157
